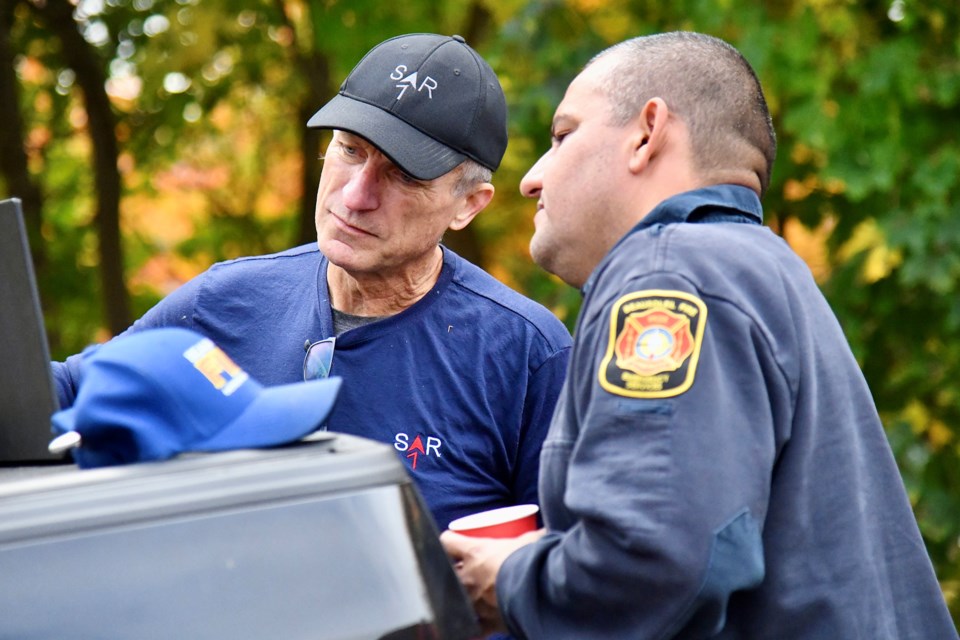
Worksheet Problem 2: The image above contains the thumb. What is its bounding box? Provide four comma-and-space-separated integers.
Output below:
440, 529, 473, 561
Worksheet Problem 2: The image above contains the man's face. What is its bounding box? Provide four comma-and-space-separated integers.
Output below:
315, 131, 475, 275
521, 56, 633, 288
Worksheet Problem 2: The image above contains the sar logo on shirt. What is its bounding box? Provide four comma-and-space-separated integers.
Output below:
599, 289, 707, 398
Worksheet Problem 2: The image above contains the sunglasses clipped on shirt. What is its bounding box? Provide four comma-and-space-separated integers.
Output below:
303, 337, 336, 381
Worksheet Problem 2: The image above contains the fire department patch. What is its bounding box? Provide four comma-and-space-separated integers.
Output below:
599, 289, 707, 398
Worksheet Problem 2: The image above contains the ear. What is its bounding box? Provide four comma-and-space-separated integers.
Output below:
449, 182, 495, 231
628, 97, 671, 174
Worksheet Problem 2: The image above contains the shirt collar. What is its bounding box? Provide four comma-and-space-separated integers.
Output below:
581, 184, 763, 296
638, 184, 763, 228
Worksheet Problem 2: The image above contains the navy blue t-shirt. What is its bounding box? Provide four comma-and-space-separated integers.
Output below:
53, 245, 572, 530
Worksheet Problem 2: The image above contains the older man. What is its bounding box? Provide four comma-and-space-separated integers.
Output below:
442, 31, 955, 639
52, 34, 572, 531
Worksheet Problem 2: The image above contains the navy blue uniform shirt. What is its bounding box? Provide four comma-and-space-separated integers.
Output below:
497, 185, 955, 639
53, 246, 572, 531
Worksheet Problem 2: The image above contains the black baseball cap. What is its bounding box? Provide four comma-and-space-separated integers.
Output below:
307, 33, 508, 181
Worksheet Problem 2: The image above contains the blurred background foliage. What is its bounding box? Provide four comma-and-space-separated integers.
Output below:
2, 0, 958, 623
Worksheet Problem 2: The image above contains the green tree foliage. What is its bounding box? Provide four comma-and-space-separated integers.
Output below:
2, 0, 959, 622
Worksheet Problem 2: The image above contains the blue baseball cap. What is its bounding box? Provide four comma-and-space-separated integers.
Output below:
49, 328, 342, 469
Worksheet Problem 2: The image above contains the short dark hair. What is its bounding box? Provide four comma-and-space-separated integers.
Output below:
591, 32, 777, 195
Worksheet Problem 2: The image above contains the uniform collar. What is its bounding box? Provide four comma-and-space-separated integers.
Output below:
582, 184, 763, 296
638, 184, 763, 229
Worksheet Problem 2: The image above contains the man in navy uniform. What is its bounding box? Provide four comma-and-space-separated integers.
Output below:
443, 31, 955, 639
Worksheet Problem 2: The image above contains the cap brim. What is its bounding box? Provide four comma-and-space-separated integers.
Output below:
50, 406, 78, 437
307, 95, 466, 181
196, 377, 343, 452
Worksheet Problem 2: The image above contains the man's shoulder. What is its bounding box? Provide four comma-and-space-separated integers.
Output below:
664, 222, 811, 284
445, 250, 572, 349
203, 243, 321, 280
172, 244, 322, 309
211, 243, 320, 269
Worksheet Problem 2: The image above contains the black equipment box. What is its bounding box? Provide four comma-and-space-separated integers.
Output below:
0, 432, 479, 640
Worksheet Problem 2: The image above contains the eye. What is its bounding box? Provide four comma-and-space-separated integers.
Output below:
333, 140, 365, 163
551, 130, 570, 147
395, 169, 424, 187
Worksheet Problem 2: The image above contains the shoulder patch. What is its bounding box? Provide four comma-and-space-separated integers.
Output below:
598, 289, 707, 398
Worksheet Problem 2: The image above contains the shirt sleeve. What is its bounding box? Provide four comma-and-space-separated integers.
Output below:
513, 346, 571, 507
497, 273, 791, 639
50, 275, 204, 408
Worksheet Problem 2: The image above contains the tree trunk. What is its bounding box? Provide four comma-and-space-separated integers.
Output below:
0, 0, 68, 349
32, 0, 130, 335
0, 0, 44, 249
296, 58, 329, 247
271, 0, 331, 247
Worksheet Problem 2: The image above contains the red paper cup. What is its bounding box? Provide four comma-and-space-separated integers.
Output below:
448, 504, 540, 538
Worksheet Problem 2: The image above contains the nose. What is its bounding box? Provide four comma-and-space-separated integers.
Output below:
520, 153, 547, 199
341, 161, 381, 211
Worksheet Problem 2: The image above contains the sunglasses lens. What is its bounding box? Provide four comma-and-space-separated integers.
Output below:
304, 338, 335, 380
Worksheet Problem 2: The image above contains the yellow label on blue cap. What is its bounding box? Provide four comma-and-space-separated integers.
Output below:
183, 338, 249, 396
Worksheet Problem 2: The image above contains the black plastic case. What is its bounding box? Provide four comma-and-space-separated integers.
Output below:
0, 432, 479, 639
